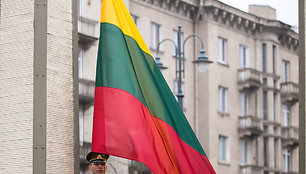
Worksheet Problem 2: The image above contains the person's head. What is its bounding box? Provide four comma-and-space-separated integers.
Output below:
86, 152, 109, 174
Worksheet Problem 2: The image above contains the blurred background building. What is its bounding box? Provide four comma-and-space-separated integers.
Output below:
78, 0, 299, 174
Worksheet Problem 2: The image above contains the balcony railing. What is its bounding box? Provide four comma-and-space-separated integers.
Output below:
238, 115, 263, 138
281, 172, 299, 174
78, 16, 99, 43
80, 141, 92, 164
281, 126, 299, 147
240, 164, 263, 174
280, 82, 299, 104
79, 78, 95, 102
238, 68, 261, 90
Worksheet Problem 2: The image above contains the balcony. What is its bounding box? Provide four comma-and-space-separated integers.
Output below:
78, 16, 99, 43
281, 172, 299, 174
280, 82, 299, 104
238, 68, 261, 90
238, 115, 263, 138
79, 78, 95, 103
281, 126, 299, 148
80, 141, 92, 165
240, 164, 263, 174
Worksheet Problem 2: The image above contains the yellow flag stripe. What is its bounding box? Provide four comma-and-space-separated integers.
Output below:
100, 0, 151, 56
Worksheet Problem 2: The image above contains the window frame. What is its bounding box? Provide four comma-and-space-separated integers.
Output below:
283, 149, 291, 172
262, 43, 267, 72
240, 45, 249, 68
274, 138, 278, 168
263, 91, 268, 120
172, 30, 183, 56
78, 48, 84, 78
218, 135, 230, 163
282, 105, 291, 127
131, 14, 139, 28
151, 22, 162, 51
240, 92, 248, 116
273, 92, 277, 121
282, 60, 290, 82
218, 86, 228, 113
218, 37, 227, 64
264, 137, 269, 167
79, 105, 84, 146
240, 139, 249, 164
272, 45, 277, 74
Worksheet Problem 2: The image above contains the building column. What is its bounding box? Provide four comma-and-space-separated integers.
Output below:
298, 0, 306, 173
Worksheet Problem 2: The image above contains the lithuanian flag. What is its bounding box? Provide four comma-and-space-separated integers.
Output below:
92, 0, 216, 173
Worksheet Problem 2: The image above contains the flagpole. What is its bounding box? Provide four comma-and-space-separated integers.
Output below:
177, 26, 184, 109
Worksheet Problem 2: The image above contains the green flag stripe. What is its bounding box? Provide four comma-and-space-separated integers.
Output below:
96, 23, 206, 156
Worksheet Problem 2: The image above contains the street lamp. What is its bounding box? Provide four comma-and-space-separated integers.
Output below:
155, 25, 212, 110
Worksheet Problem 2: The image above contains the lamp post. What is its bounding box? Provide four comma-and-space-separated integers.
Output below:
155, 26, 212, 110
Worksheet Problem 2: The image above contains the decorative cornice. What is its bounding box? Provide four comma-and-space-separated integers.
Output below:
202, 0, 298, 52
133, 0, 199, 20
205, 6, 260, 35
278, 32, 299, 51
132, 0, 298, 52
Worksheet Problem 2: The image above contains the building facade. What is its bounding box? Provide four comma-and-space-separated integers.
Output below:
0, 0, 79, 173
78, 0, 299, 173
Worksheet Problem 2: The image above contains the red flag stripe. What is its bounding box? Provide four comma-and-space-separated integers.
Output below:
92, 87, 216, 174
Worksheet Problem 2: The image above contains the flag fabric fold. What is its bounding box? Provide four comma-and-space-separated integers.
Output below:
92, 0, 216, 173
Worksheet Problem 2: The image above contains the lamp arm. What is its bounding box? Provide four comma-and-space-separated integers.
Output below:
182, 34, 205, 54
156, 38, 178, 57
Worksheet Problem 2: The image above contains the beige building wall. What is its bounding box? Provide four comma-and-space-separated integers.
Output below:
249, 5, 276, 21
0, 0, 78, 173
0, 1, 34, 173
46, 0, 77, 173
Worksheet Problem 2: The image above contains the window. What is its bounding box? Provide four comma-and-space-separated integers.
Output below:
273, 45, 276, 74
264, 137, 269, 167
274, 80, 277, 88
263, 91, 268, 120
151, 22, 162, 50
282, 60, 290, 82
218, 37, 227, 64
240, 92, 248, 116
78, 0, 83, 16
78, 48, 84, 78
274, 139, 278, 168
218, 86, 227, 112
273, 93, 277, 121
79, 105, 84, 146
263, 125, 268, 133
262, 43, 267, 72
263, 78, 267, 86
240, 45, 249, 68
282, 105, 290, 127
129, 160, 151, 174
283, 149, 291, 172
240, 139, 249, 164
219, 135, 229, 162
131, 14, 139, 28
172, 30, 183, 56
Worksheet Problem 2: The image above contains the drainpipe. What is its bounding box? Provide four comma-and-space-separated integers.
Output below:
193, 0, 204, 136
